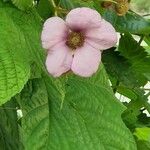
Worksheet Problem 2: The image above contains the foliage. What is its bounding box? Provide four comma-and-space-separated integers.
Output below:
0, 0, 150, 149
132, 0, 150, 13
11, 0, 34, 10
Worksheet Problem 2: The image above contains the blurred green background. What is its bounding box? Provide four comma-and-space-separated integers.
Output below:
132, 0, 150, 14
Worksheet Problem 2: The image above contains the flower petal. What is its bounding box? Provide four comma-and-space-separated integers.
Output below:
85, 19, 117, 50
71, 43, 101, 77
46, 43, 73, 77
41, 17, 69, 49
66, 7, 101, 31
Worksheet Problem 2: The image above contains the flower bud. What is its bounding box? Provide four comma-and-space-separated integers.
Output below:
115, 0, 130, 16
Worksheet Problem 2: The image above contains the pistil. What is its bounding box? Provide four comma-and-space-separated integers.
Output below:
66, 32, 85, 50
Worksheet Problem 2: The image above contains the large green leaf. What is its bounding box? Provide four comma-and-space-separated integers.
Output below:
102, 49, 150, 119
134, 127, 150, 141
11, 0, 34, 10
134, 127, 150, 150
102, 10, 150, 34
18, 78, 49, 149
102, 49, 147, 88
121, 100, 142, 131
102, 49, 149, 125
0, 1, 140, 149
0, 0, 47, 104
0, 1, 30, 105
118, 34, 150, 79
121, 91, 150, 132
19, 66, 137, 150
0, 100, 23, 150
36, 0, 53, 19
2, 5, 45, 70
1, 0, 45, 64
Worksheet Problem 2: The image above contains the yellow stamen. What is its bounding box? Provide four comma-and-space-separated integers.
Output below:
66, 32, 84, 50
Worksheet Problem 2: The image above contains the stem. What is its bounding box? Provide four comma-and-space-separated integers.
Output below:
143, 13, 150, 17
55, 7, 69, 14
49, 0, 58, 16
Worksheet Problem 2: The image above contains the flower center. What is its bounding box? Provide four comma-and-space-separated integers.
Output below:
66, 32, 84, 49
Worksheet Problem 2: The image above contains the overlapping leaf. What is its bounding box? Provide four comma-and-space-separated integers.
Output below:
102, 49, 147, 87
134, 127, 150, 150
11, 0, 33, 10
102, 10, 150, 34
0, 1, 147, 150
36, 0, 53, 19
0, 1, 30, 105
18, 66, 137, 150
118, 34, 150, 80
18, 79, 49, 150
0, 0, 45, 105
0, 100, 23, 150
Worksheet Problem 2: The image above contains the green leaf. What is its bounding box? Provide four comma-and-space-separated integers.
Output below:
0, 4, 30, 105
122, 89, 150, 132
18, 78, 49, 149
6, 7, 45, 70
122, 100, 142, 131
136, 140, 150, 150
102, 10, 150, 34
137, 113, 150, 127
19, 66, 137, 150
11, 0, 33, 10
145, 35, 150, 50
134, 89, 150, 114
102, 49, 147, 88
59, 0, 93, 9
0, 100, 23, 150
118, 34, 150, 79
134, 127, 150, 150
36, 0, 53, 19
117, 86, 137, 100
0, 0, 45, 68
134, 127, 150, 141
0, 0, 46, 104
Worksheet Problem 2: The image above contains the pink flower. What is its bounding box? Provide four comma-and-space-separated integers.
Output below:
41, 7, 117, 77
